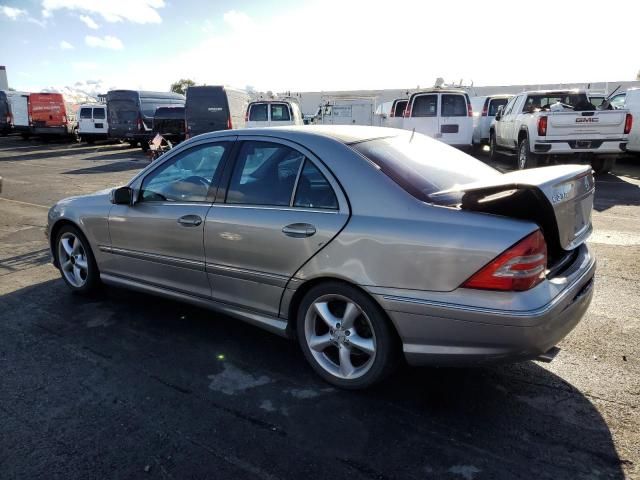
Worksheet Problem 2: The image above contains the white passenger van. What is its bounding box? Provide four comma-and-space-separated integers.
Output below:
470, 94, 512, 147
77, 104, 108, 143
402, 89, 473, 148
245, 100, 303, 128
318, 97, 376, 126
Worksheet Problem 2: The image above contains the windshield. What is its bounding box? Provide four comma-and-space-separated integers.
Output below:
350, 133, 499, 203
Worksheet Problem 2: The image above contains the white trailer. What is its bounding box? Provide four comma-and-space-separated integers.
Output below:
317, 96, 377, 126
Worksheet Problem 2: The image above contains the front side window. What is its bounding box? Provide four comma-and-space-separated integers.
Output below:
249, 103, 268, 121
293, 160, 338, 210
270, 103, 291, 121
93, 108, 105, 119
80, 108, 92, 119
441, 94, 467, 117
226, 141, 305, 206
411, 95, 437, 117
140, 143, 228, 202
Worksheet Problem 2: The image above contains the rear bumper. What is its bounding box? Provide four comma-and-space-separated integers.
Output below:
534, 139, 627, 155
33, 126, 70, 136
372, 245, 596, 366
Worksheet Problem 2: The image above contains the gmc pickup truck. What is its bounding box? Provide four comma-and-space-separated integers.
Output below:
490, 90, 632, 174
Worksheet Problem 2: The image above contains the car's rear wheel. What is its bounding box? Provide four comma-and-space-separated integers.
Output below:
518, 137, 538, 169
489, 132, 501, 161
297, 282, 397, 389
56, 225, 100, 294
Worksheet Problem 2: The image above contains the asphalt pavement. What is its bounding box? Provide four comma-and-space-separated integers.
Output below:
0, 135, 638, 479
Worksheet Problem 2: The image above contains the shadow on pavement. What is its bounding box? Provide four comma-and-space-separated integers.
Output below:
0, 278, 626, 479
62, 159, 147, 175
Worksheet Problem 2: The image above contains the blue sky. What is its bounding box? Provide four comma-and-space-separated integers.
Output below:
1, 0, 638, 94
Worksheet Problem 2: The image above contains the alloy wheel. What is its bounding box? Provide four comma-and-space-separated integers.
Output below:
518, 143, 527, 169
58, 232, 89, 288
304, 294, 376, 380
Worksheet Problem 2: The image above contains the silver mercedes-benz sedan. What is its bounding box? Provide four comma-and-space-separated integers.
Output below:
47, 126, 596, 389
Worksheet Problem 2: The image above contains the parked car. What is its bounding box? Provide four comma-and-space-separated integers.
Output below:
621, 88, 640, 154
318, 97, 376, 126
491, 89, 631, 174
4, 91, 32, 138
185, 86, 249, 138
47, 125, 595, 389
29, 92, 75, 138
245, 100, 303, 128
107, 90, 185, 151
402, 89, 474, 148
152, 106, 186, 145
471, 94, 512, 147
77, 104, 108, 144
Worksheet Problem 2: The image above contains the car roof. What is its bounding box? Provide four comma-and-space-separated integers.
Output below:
523, 89, 586, 95
194, 125, 402, 144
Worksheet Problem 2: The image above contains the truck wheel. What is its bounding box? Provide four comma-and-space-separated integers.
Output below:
127, 140, 138, 148
591, 158, 615, 176
518, 137, 538, 169
489, 132, 502, 161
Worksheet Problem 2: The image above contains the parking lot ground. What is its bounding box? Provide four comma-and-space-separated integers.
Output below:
1, 135, 638, 479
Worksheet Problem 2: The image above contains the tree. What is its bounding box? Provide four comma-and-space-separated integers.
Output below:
170, 78, 195, 95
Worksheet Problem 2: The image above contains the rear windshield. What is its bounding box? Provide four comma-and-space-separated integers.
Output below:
351, 133, 498, 202
488, 98, 509, 116
392, 100, 407, 117
80, 108, 92, 119
411, 95, 437, 117
270, 103, 291, 121
249, 103, 268, 121
441, 94, 467, 117
93, 108, 105, 119
109, 100, 138, 122
523, 93, 590, 112
186, 89, 228, 119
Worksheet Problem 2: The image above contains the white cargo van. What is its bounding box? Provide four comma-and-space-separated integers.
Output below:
622, 88, 639, 153
5, 91, 30, 138
402, 89, 473, 148
245, 100, 303, 128
383, 98, 408, 129
471, 95, 512, 147
77, 104, 108, 143
318, 97, 376, 126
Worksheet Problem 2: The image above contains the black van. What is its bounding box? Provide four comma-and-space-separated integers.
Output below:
185, 86, 250, 138
153, 106, 186, 144
107, 90, 185, 150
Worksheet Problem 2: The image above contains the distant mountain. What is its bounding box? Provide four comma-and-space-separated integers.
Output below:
40, 80, 111, 107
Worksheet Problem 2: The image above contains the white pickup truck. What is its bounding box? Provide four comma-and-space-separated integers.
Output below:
490, 90, 632, 174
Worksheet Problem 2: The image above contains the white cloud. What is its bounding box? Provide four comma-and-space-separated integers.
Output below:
42, 0, 165, 24
60, 40, 74, 49
0, 5, 26, 19
72, 61, 99, 71
79, 14, 98, 29
85, 35, 123, 50
222, 10, 252, 30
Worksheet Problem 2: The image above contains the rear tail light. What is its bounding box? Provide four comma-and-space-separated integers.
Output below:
624, 113, 633, 134
404, 103, 412, 118
227, 115, 232, 130
467, 102, 473, 117
62, 115, 67, 124
537, 116, 548, 136
482, 99, 489, 116
137, 116, 142, 131
462, 230, 547, 292
6, 114, 10, 124
244, 110, 249, 122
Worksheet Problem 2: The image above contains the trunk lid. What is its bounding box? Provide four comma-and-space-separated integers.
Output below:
546, 110, 628, 137
431, 165, 594, 253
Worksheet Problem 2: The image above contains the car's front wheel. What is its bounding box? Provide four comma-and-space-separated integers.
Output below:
297, 282, 398, 389
56, 225, 100, 294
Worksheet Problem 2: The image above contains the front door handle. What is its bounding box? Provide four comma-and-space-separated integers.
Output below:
282, 223, 316, 238
177, 215, 202, 227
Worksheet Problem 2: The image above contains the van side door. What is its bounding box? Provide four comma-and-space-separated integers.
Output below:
495, 96, 517, 148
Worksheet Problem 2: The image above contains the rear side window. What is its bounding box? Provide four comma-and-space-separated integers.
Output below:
227, 141, 305, 206
294, 160, 338, 210
351, 133, 498, 202
411, 95, 437, 117
441, 94, 467, 117
488, 98, 508, 116
249, 104, 268, 121
80, 108, 92, 119
270, 104, 291, 121
93, 108, 105, 119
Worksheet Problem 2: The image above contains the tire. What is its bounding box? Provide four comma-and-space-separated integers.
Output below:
591, 157, 615, 176
127, 140, 138, 148
296, 282, 398, 389
55, 225, 100, 295
20, 133, 30, 140
517, 137, 538, 169
140, 142, 150, 152
489, 132, 502, 162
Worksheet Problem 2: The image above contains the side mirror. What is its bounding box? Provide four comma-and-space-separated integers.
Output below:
495, 106, 504, 121
111, 186, 133, 205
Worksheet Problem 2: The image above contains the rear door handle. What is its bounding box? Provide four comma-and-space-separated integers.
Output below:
177, 215, 202, 227
282, 223, 316, 238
